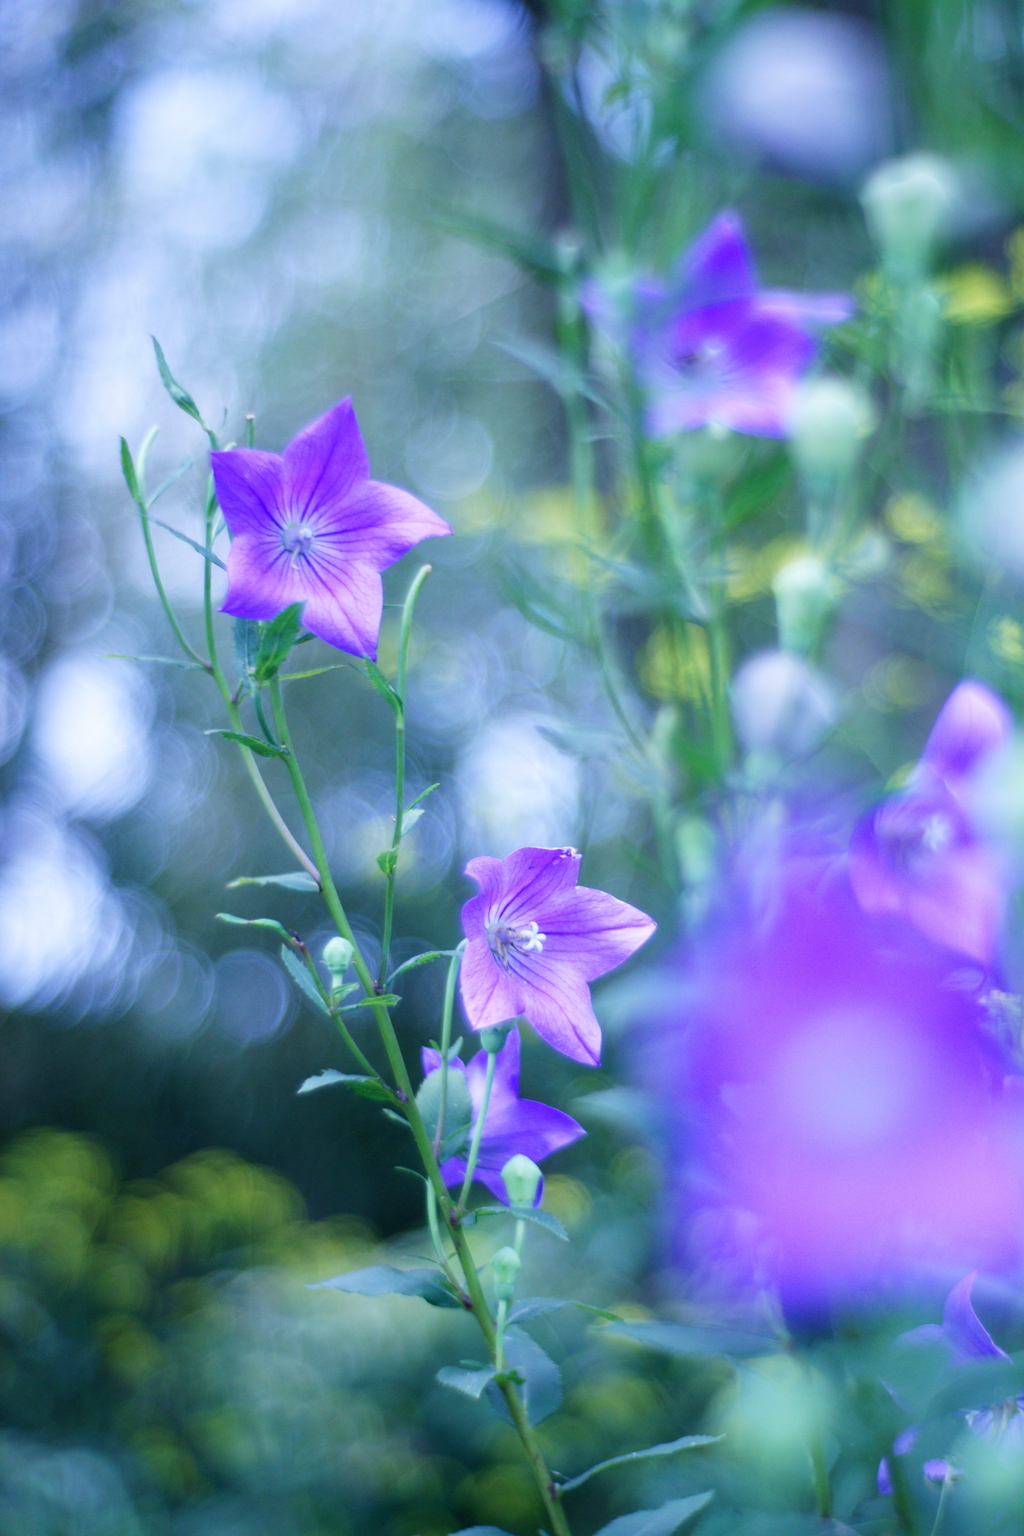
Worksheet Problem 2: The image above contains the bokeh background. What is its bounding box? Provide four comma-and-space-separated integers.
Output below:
4, 1, 1024, 1532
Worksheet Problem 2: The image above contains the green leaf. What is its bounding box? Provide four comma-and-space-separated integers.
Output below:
600, 1321, 776, 1358
474, 1205, 569, 1242
146, 455, 194, 508
555, 1436, 723, 1495
255, 603, 305, 682
279, 664, 348, 682
119, 437, 142, 504
364, 659, 401, 714
407, 782, 440, 811
152, 336, 207, 428
437, 1363, 498, 1398
591, 1493, 714, 1536
485, 1326, 561, 1425
226, 871, 319, 891
233, 617, 260, 680
508, 1297, 621, 1325
215, 913, 293, 942
144, 511, 226, 568
430, 206, 562, 283
205, 729, 288, 760
279, 944, 330, 1014
496, 337, 609, 409
416, 1062, 472, 1160
313, 1264, 460, 1308
297, 1070, 396, 1104
108, 653, 206, 672
376, 848, 398, 877
387, 950, 452, 984
336, 993, 400, 1012
398, 806, 425, 837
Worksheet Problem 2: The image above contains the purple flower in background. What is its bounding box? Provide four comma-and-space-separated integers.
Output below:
653, 865, 1024, 1305
850, 681, 1012, 963
421, 1029, 584, 1204
211, 398, 451, 659
584, 211, 853, 438
459, 846, 656, 1066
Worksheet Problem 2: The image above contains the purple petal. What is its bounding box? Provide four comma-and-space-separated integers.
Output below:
221, 532, 305, 621
538, 885, 656, 983
459, 930, 522, 1031
282, 398, 370, 519
761, 289, 857, 327
877, 1458, 893, 1497
320, 480, 451, 566
465, 847, 581, 927
479, 1097, 585, 1174
920, 681, 1012, 795
675, 211, 757, 309
299, 561, 384, 659
941, 1272, 1009, 1363
512, 954, 602, 1065
924, 1461, 953, 1484
211, 448, 287, 537
421, 1046, 468, 1081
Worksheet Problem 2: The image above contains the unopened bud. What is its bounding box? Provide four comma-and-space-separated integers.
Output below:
479, 1021, 516, 1054
788, 377, 875, 487
772, 554, 840, 655
860, 154, 958, 279
322, 937, 354, 978
730, 650, 837, 759
501, 1154, 543, 1208
491, 1245, 521, 1301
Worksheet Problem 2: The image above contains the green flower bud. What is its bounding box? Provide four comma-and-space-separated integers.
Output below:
491, 1245, 521, 1301
479, 1021, 516, 1054
772, 554, 840, 656
322, 936, 355, 978
788, 377, 875, 488
501, 1153, 543, 1208
860, 154, 958, 280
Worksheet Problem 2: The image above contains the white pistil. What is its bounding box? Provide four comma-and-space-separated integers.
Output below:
281, 522, 316, 566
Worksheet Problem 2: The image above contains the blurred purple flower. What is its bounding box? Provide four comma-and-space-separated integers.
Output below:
584, 211, 853, 437
421, 1028, 584, 1204
459, 846, 656, 1066
211, 398, 451, 659
850, 681, 1012, 963
656, 867, 1024, 1304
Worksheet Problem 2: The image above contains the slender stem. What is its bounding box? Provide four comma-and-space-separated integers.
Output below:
459, 1050, 497, 1209
494, 1296, 509, 1371
265, 674, 571, 1536
379, 564, 432, 986
135, 502, 210, 669
707, 612, 734, 778
929, 1477, 953, 1536
808, 1423, 832, 1519
434, 943, 465, 1157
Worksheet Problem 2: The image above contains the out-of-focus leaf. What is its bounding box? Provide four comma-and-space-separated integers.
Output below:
591, 1492, 714, 1536
152, 336, 207, 428
215, 913, 293, 942
233, 617, 260, 678
279, 664, 347, 681
108, 653, 205, 671
144, 511, 224, 566
555, 1436, 723, 1494
206, 729, 288, 759
501, 565, 589, 646
416, 1063, 472, 1159
431, 206, 562, 282
509, 1297, 620, 1324
474, 1205, 570, 1242
226, 872, 319, 891
601, 1321, 777, 1358
495, 337, 609, 409
255, 603, 304, 681
438, 1363, 499, 1398
146, 454, 194, 507
569, 1088, 657, 1136
297, 1071, 395, 1104
926, 1353, 1024, 1417
314, 1264, 460, 1308
279, 945, 330, 1014
486, 1326, 562, 1425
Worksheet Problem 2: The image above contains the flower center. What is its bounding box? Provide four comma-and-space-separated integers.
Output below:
281, 522, 317, 565
487, 919, 547, 969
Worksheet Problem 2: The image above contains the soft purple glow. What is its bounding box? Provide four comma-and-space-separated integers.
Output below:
211, 398, 451, 659
849, 681, 1011, 962
421, 1029, 584, 1204
459, 846, 656, 1066
584, 211, 852, 438
660, 869, 1024, 1303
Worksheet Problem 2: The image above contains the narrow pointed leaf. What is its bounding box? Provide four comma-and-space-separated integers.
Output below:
314, 1264, 460, 1308
601, 1321, 776, 1358
508, 1297, 621, 1324
206, 729, 288, 760
591, 1493, 714, 1536
398, 806, 425, 837
146, 455, 194, 506
119, 438, 142, 504
556, 1436, 723, 1495
474, 1205, 569, 1242
279, 945, 330, 1013
297, 1070, 396, 1103
407, 782, 440, 810
336, 993, 400, 1012
233, 616, 260, 679
364, 659, 401, 714
144, 511, 226, 568
152, 336, 206, 427
108, 653, 206, 671
226, 871, 319, 891
215, 913, 293, 942
388, 950, 452, 984
279, 664, 348, 681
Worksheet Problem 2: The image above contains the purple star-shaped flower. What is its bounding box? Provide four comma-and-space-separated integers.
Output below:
211, 398, 451, 659
421, 1028, 584, 1204
584, 210, 853, 438
849, 681, 1011, 963
459, 846, 656, 1066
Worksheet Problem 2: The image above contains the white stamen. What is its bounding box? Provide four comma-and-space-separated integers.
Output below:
487, 918, 548, 968
281, 522, 316, 565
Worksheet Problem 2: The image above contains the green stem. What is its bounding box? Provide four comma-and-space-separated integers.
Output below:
494, 1295, 509, 1371
135, 502, 210, 670
808, 1423, 832, 1519
929, 1476, 954, 1536
434, 943, 465, 1158
707, 613, 734, 778
459, 1049, 497, 1209
379, 564, 432, 986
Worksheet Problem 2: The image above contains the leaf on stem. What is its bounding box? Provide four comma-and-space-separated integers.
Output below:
406, 782, 440, 811
364, 658, 401, 714
473, 1205, 570, 1242
152, 336, 209, 432
437, 1363, 499, 1398
233, 616, 260, 680
508, 1297, 621, 1324
485, 1326, 561, 1425
600, 1320, 777, 1359
336, 993, 400, 1012
215, 913, 293, 942
590, 1493, 714, 1536
144, 511, 226, 568
416, 1065, 472, 1159
206, 728, 289, 760
313, 1264, 460, 1309
146, 455, 194, 507
388, 950, 452, 984
279, 945, 330, 1014
555, 1436, 723, 1495
108, 653, 206, 671
255, 603, 305, 682
227, 872, 319, 891
119, 438, 142, 504
396, 806, 425, 837
297, 1070, 396, 1104
279, 664, 348, 682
